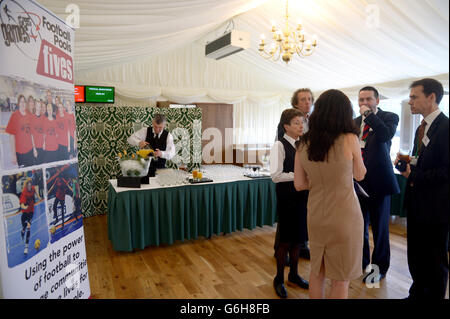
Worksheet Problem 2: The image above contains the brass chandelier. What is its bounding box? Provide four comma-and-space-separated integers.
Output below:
258, 0, 317, 64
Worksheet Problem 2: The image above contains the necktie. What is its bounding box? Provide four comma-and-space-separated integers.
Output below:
417, 120, 427, 152
361, 123, 370, 141
360, 122, 370, 160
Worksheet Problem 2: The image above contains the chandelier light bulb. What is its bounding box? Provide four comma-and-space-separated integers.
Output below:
270, 42, 276, 51
305, 39, 312, 50
258, 0, 317, 63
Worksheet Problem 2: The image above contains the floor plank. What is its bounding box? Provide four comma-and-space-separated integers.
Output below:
82, 215, 448, 299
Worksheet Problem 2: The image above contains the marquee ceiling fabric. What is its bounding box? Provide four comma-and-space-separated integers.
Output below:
38, 0, 267, 70
39, 0, 449, 95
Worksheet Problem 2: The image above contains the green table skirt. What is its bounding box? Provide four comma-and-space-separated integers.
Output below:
107, 179, 277, 251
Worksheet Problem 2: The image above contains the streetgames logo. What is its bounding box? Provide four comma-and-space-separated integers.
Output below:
0, 0, 42, 59
0, 0, 74, 84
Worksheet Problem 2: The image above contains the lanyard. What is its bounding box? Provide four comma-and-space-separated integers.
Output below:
414, 141, 420, 157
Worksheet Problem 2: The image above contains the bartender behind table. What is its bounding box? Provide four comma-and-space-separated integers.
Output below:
127, 114, 176, 175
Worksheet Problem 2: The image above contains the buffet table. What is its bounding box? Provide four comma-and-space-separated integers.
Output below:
107, 167, 277, 251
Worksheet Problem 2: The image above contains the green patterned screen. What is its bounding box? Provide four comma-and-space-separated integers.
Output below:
75, 105, 202, 217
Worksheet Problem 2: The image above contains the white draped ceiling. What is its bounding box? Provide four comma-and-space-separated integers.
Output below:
39, 0, 449, 95
38, 0, 449, 143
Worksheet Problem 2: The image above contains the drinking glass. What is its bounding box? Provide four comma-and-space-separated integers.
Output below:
398, 148, 411, 163
261, 154, 269, 170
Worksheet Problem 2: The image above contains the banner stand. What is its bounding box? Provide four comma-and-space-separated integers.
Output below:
0, 0, 90, 299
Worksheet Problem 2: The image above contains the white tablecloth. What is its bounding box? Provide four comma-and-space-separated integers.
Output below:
110, 165, 270, 193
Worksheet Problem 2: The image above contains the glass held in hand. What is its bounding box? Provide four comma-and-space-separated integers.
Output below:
395, 149, 410, 172
398, 148, 411, 163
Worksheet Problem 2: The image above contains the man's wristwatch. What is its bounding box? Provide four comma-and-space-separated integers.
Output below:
363, 110, 372, 117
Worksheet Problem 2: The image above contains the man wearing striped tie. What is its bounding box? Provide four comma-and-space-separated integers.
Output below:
398, 78, 448, 299
354, 86, 400, 285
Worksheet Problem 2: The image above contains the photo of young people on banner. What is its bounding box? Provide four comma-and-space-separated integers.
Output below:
46, 162, 83, 244
1, 169, 48, 268
0, 76, 77, 170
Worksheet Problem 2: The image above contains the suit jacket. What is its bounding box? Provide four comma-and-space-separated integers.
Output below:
405, 112, 449, 222
354, 108, 400, 196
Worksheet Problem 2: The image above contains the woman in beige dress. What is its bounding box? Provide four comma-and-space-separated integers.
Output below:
294, 89, 367, 299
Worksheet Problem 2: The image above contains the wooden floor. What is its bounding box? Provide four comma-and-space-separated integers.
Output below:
83, 215, 448, 299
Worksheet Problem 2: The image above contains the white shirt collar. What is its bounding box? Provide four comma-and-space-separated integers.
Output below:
423, 108, 441, 127
282, 133, 299, 148
153, 130, 162, 138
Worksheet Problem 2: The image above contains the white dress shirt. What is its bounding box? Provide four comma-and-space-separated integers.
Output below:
270, 133, 299, 183
302, 113, 310, 133
127, 127, 176, 160
422, 108, 441, 138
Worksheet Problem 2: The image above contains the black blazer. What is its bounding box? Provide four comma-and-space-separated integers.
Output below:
354, 108, 400, 196
405, 112, 449, 222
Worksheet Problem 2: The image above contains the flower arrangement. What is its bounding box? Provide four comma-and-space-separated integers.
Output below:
118, 149, 154, 177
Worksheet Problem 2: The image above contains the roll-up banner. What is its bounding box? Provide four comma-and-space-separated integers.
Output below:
0, 0, 90, 298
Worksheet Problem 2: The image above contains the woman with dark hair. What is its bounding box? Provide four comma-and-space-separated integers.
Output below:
5, 94, 34, 167
270, 108, 309, 298
55, 98, 70, 161
65, 99, 77, 159
31, 97, 46, 165
43, 102, 59, 163
19, 178, 41, 254
294, 89, 367, 299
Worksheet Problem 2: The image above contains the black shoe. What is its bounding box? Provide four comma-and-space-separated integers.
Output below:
273, 279, 288, 298
299, 248, 310, 260
288, 274, 309, 289
362, 271, 386, 284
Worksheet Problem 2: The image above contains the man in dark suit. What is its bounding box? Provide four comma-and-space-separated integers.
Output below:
355, 86, 400, 284
397, 78, 449, 299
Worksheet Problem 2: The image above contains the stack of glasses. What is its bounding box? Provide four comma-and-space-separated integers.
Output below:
156, 169, 190, 187
201, 165, 246, 182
